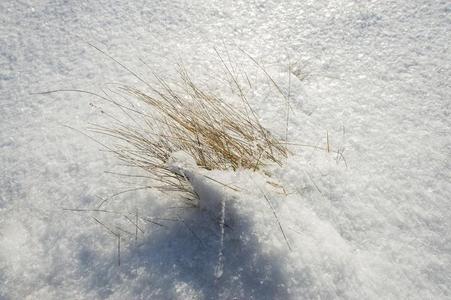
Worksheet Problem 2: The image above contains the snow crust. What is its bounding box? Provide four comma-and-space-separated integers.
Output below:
1, 0, 450, 299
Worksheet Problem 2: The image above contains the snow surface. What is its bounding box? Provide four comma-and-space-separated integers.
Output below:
1, 0, 450, 299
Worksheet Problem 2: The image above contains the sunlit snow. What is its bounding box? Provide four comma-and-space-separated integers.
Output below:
1, 0, 450, 299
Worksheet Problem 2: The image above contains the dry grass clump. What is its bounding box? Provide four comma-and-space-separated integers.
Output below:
91, 64, 288, 201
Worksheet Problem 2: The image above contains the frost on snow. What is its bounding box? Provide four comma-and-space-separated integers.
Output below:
1, 0, 450, 299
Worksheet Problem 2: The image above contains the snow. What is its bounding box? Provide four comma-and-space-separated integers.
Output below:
1, 0, 450, 299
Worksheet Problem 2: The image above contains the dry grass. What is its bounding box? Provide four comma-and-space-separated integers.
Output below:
89, 62, 288, 203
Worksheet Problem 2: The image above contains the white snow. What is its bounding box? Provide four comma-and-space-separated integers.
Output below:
1, 0, 450, 299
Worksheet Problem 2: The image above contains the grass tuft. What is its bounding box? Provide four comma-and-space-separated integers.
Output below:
91, 63, 288, 202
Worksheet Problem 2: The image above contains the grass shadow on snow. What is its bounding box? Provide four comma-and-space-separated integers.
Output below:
81, 196, 290, 299
131, 199, 289, 299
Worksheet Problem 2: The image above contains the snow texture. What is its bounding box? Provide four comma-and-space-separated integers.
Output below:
1, 0, 450, 299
